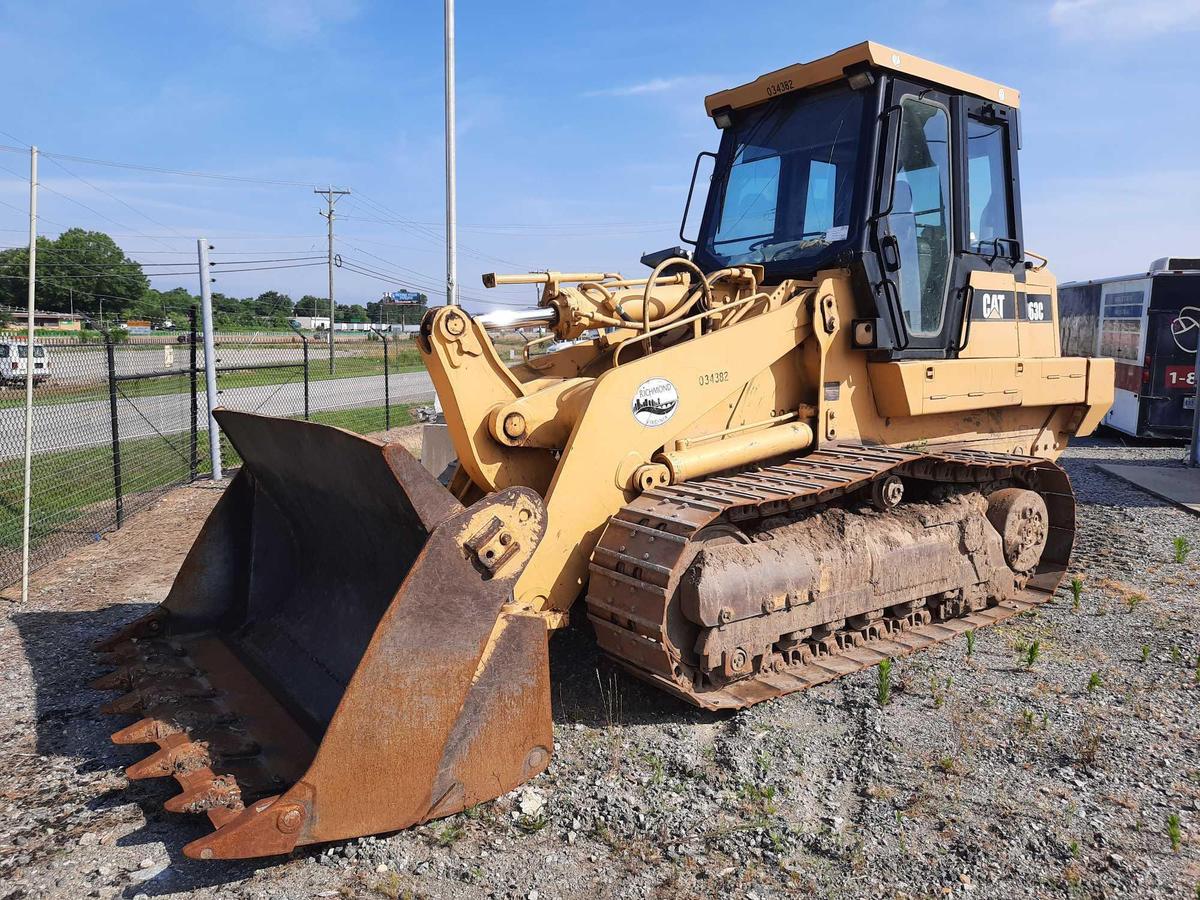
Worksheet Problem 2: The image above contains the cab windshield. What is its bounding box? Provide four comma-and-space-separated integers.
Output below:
697, 85, 867, 273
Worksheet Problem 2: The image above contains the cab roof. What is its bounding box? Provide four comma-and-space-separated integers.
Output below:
704, 41, 1019, 116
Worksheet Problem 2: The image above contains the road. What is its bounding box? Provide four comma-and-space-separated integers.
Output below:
0, 370, 435, 460
34, 341, 373, 380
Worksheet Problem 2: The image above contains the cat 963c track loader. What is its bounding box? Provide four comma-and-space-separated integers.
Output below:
94, 42, 1113, 859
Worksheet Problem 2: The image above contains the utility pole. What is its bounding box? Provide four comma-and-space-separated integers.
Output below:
444, 0, 458, 306
197, 239, 222, 480
315, 186, 350, 373
19, 146, 37, 605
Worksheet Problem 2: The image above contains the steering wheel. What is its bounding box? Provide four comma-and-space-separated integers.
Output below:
746, 237, 778, 263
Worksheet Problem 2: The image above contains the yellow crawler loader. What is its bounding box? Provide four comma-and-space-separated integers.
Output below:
94, 42, 1113, 859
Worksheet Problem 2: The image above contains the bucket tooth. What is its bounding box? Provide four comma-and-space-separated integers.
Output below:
127, 740, 210, 780
165, 773, 244, 815
91, 668, 131, 691
111, 700, 233, 744
102, 637, 182, 663
101, 678, 215, 716
123, 730, 262, 781
93, 609, 170, 653
111, 716, 171, 745
92, 659, 196, 691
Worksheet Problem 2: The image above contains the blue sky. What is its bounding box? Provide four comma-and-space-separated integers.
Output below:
0, 0, 1197, 313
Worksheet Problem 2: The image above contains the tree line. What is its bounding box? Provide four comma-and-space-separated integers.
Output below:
0, 228, 427, 330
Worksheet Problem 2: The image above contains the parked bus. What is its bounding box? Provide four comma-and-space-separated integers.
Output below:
1059, 257, 1199, 439
0, 341, 50, 385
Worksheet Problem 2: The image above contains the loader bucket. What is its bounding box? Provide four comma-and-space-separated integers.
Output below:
93, 410, 552, 860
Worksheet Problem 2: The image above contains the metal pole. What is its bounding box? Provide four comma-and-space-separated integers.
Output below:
303, 337, 310, 420
105, 330, 123, 527
384, 332, 391, 430
189, 306, 198, 481
197, 239, 222, 479
326, 192, 335, 373
444, 0, 458, 306
315, 188, 350, 374
1190, 334, 1200, 467
19, 146, 37, 604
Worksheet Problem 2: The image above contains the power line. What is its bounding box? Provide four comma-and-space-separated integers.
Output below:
0, 260, 324, 278
42, 154, 188, 246
0, 129, 30, 148
0, 144, 326, 188
347, 192, 532, 270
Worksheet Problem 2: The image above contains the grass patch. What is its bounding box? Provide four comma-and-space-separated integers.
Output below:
1, 401, 421, 581
0, 345, 426, 410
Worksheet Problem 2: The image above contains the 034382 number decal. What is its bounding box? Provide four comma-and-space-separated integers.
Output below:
698, 370, 729, 386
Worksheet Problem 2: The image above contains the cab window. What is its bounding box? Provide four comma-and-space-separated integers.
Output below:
966, 117, 1014, 253
888, 97, 953, 337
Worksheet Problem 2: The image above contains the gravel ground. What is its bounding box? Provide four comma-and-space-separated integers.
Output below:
1, 434, 1198, 899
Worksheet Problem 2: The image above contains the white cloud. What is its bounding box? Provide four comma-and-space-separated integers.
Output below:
1049, 0, 1200, 39
585, 76, 705, 98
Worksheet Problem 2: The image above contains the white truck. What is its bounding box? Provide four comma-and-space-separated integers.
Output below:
0, 341, 50, 385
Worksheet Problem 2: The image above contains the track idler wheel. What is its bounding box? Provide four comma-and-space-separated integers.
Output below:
986, 488, 1049, 574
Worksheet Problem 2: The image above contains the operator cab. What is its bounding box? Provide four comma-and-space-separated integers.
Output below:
686, 42, 1030, 360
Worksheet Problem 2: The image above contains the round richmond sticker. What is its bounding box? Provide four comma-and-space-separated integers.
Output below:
632, 377, 679, 427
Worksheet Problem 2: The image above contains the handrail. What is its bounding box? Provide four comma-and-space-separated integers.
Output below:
1024, 248, 1050, 271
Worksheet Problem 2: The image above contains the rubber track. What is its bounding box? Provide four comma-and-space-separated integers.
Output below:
585, 443, 1075, 710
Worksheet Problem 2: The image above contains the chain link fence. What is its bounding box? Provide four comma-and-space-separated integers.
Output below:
0, 320, 434, 588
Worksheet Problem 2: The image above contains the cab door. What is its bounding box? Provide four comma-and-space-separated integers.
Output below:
957, 97, 1024, 358
873, 80, 956, 355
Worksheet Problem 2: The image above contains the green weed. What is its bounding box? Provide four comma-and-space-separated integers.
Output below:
965, 630, 976, 657
877, 658, 892, 707
1087, 672, 1101, 693
1167, 813, 1182, 852
1018, 709, 1048, 735
1141, 645, 1151, 664
1173, 536, 1191, 564
434, 821, 464, 847
514, 813, 549, 834
1070, 577, 1083, 611
1024, 640, 1041, 669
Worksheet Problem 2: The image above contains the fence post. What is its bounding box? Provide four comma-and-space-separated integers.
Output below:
303, 335, 310, 421
382, 331, 390, 430
105, 330, 124, 528
189, 306, 198, 481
